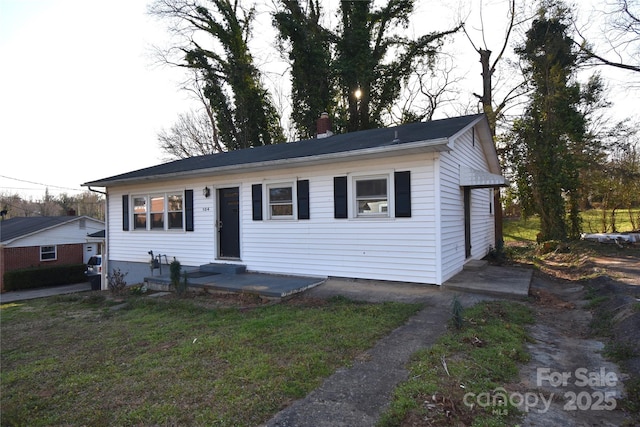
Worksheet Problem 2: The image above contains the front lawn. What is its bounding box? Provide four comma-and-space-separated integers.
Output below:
503, 208, 640, 243
1, 293, 421, 426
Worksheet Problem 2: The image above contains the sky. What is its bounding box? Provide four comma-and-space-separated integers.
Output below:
0, 0, 193, 198
1, 0, 637, 200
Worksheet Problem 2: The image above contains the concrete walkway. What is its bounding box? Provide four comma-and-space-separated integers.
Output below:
0, 282, 92, 304
262, 265, 532, 427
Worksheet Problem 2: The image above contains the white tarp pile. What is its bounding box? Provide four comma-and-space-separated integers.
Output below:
581, 233, 640, 246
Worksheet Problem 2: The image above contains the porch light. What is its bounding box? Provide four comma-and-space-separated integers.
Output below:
203, 187, 211, 198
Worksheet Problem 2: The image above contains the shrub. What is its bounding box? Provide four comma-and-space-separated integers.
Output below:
3, 264, 86, 291
169, 258, 187, 296
107, 268, 128, 295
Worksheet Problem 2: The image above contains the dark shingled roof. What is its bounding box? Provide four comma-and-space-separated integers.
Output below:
87, 229, 105, 238
84, 114, 484, 187
1, 216, 79, 243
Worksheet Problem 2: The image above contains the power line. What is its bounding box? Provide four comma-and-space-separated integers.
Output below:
0, 175, 84, 192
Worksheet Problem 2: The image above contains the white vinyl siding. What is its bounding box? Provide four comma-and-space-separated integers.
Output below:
109, 184, 216, 268
439, 127, 496, 282
243, 157, 438, 284
107, 154, 439, 285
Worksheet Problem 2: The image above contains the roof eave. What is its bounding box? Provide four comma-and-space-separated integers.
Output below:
83, 138, 451, 188
1, 216, 104, 245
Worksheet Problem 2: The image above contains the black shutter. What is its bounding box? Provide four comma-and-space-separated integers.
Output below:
333, 176, 348, 219
185, 189, 194, 231
122, 195, 129, 231
394, 171, 411, 218
297, 180, 310, 220
252, 184, 263, 220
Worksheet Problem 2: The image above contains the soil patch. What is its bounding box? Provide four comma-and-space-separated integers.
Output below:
507, 242, 640, 426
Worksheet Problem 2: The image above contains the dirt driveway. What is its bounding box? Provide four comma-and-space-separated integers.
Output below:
514, 244, 640, 426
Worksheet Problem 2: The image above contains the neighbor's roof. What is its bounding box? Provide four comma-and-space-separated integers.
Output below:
0, 216, 103, 244
84, 114, 488, 187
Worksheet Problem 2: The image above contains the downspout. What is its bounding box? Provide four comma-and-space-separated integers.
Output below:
87, 186, 108, 290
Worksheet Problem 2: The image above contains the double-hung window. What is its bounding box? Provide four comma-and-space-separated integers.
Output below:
168, 194, 184, 229
355, 176, 389, 217
40, 245, 56, 261
268, 184, 294, 219
133, 197, 147, 229
150, 196, 165, 229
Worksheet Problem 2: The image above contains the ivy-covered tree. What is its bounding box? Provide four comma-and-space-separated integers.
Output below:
507, 1, 589, 241
335, 0, 461, 132
273, 1, 334, 139
274, 0, 461, 136
150, 0, 284, 150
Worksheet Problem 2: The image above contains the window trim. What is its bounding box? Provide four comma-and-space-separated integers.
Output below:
130, 192, 186, 231
267, 182, 296, 220
149, 194, 165, 230
167, 193, 185, 229
352, 174, 391, 218
40, 245, 57, 261
132, 196, 148, 230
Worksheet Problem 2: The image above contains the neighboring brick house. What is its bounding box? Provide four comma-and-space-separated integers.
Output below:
0, 216, 104, 292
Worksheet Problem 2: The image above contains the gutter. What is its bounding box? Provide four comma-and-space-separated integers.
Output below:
87, 186, 107, 195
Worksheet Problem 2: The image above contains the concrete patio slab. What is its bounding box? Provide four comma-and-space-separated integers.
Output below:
443, 263, 533, 298
145, 263, 326, 298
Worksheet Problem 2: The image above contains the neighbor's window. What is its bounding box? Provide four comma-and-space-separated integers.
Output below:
40, 245, 56, 261
133, 197, 147, 229
150, 195, 165, 229
268, 184, 294, 218
355, 176, 388, 217
167, 194, 184, 229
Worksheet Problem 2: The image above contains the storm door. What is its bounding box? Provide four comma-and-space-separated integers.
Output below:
218, 187, 240, 258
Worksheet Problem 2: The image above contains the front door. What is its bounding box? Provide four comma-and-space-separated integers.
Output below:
218, 187, 240, 258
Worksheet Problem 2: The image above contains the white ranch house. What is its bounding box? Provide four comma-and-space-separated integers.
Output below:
83, 114, 506, 287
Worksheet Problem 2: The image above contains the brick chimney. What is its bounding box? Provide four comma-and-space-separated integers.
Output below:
316, 112, 333, 139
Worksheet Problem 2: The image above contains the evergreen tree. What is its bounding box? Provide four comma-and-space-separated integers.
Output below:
508, 1, 588, 241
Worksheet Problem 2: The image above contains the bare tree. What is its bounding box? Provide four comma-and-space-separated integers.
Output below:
385, 55, 463, 124
462, 0, 531, 248
158, 110, 222, 160
573, 0, 640, 74
463, 0, 529, 136
158, 74, 225, 160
